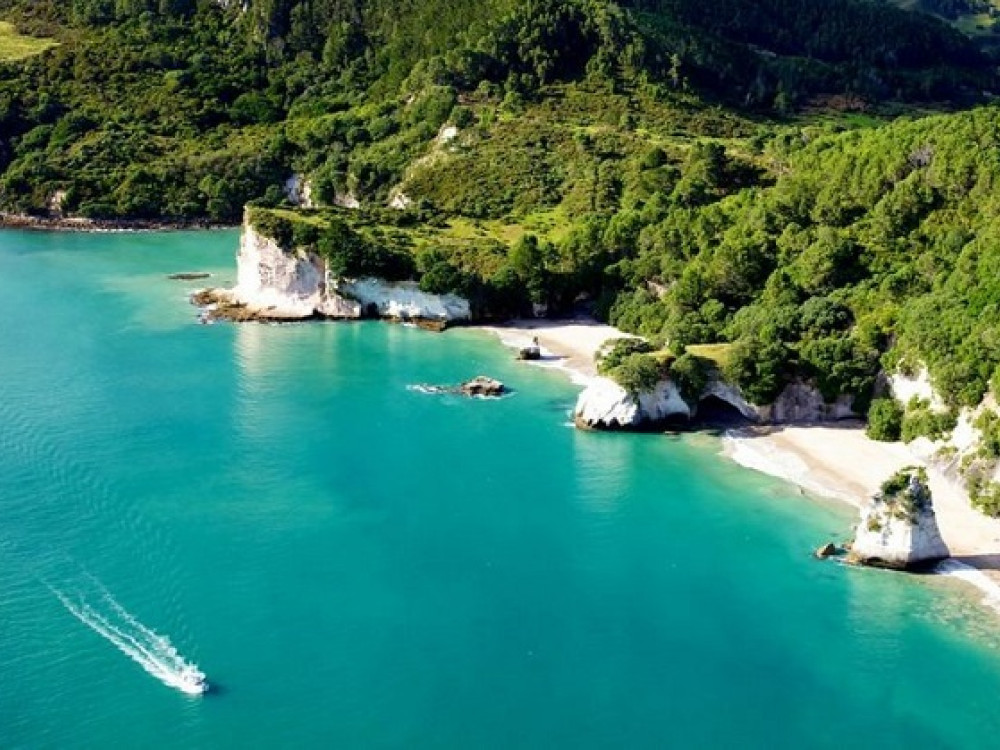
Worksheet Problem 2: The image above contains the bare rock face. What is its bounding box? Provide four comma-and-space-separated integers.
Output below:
573, 377, 690, 430
459, 376, 505, 397
848, 467, 949, 570
195, 214, 472, 325
757, 382, 857, 423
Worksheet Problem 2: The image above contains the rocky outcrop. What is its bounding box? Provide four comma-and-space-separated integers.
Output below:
283, 174, 314, 208
756, 383, 857, 423
233, 224, 326, 318
199, 215, 471, 325
814, 542, 838, 559
333, 278, 470, 322
696, 380, 856, 424
460, 376, 505, 397
574, 375, 861, 432
848, 468, 949, 570
412, 376, 505, 397
518, 338, 542, 361
573, 377, 690, 430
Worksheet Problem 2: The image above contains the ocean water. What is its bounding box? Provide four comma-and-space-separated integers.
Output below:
2, 229, 1000, 748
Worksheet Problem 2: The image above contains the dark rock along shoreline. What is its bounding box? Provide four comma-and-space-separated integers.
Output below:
0, 213, 236, 233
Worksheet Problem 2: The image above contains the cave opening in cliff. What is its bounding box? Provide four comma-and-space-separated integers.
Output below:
694, 395, 750, 427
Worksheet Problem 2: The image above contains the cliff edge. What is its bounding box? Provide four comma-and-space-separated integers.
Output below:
200, 213, 470, 325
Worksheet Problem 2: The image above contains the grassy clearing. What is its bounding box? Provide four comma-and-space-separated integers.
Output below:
953, 11, 997, 36
686, 343, 735, 369
0, 21, 56, 62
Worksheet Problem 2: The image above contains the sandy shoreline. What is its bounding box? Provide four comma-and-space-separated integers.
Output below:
480, 318, 1000, 609
479, 318, 632, 385
724, 424, 1000, 607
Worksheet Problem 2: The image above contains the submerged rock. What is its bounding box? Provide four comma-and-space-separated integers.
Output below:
168, 272, 211, 281
459, 376, 505, 397
848, 467, 949, 570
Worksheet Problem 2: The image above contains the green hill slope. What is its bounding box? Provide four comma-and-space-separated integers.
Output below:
0, 0, 995, 221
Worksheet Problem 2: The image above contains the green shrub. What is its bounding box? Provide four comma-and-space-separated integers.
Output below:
669, 352, 711, 405
866, 398, 903, 442
900, 398, 957, 443
609, 353, 665, 397
596, 337, 655, 375
969, 478, 1000, 518
974, 410, 1000, 459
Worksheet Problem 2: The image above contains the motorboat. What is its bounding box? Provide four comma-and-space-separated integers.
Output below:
176, 665, 209, 695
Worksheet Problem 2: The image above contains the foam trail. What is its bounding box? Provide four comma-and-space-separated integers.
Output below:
52, 583, 206, 695
935, 559, 1000, 613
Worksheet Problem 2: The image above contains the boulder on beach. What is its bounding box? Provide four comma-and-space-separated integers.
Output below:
518, 337, 542, 361
847, 466, 949, 570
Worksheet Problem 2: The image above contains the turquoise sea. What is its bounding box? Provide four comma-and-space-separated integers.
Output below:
3, 229, 1000, 748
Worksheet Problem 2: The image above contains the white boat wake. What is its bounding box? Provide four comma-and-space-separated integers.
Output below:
52, 583, 207, 695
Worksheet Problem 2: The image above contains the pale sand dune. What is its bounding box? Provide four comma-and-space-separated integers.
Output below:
726, 424, 1000, 586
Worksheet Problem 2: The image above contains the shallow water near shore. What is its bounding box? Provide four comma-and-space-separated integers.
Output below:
4, 229, 1000, 747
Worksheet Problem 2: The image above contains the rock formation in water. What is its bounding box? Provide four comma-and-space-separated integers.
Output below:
848, 467, 949, 570
414, 376, 506, 397
195, 214, 470, 325
459, 376, 505, 397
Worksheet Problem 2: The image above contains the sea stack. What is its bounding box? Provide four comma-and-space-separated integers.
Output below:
848, 467, 949, 570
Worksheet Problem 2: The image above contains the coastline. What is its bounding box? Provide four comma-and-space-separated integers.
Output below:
724, 424, 1000, 606
0, 213, 236, 233
478, 318, 632, 386
478, 319, 1000, 609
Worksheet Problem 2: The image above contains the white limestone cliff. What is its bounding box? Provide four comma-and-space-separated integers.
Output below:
757, 383, 857, 423
573, 375, 862, 432
573, 377, 690, 430
849, 468, 949, 569
227, 217, 469, 323
696, 380, 856, 424
233, 223, 325, 318
334, 278, 469, 320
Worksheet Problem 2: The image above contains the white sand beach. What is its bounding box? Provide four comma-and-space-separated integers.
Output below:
480, 318, 633, 384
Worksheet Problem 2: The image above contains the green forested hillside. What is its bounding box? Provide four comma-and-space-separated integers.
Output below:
0, 0, 994, 220
2, 0, 1000, 443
